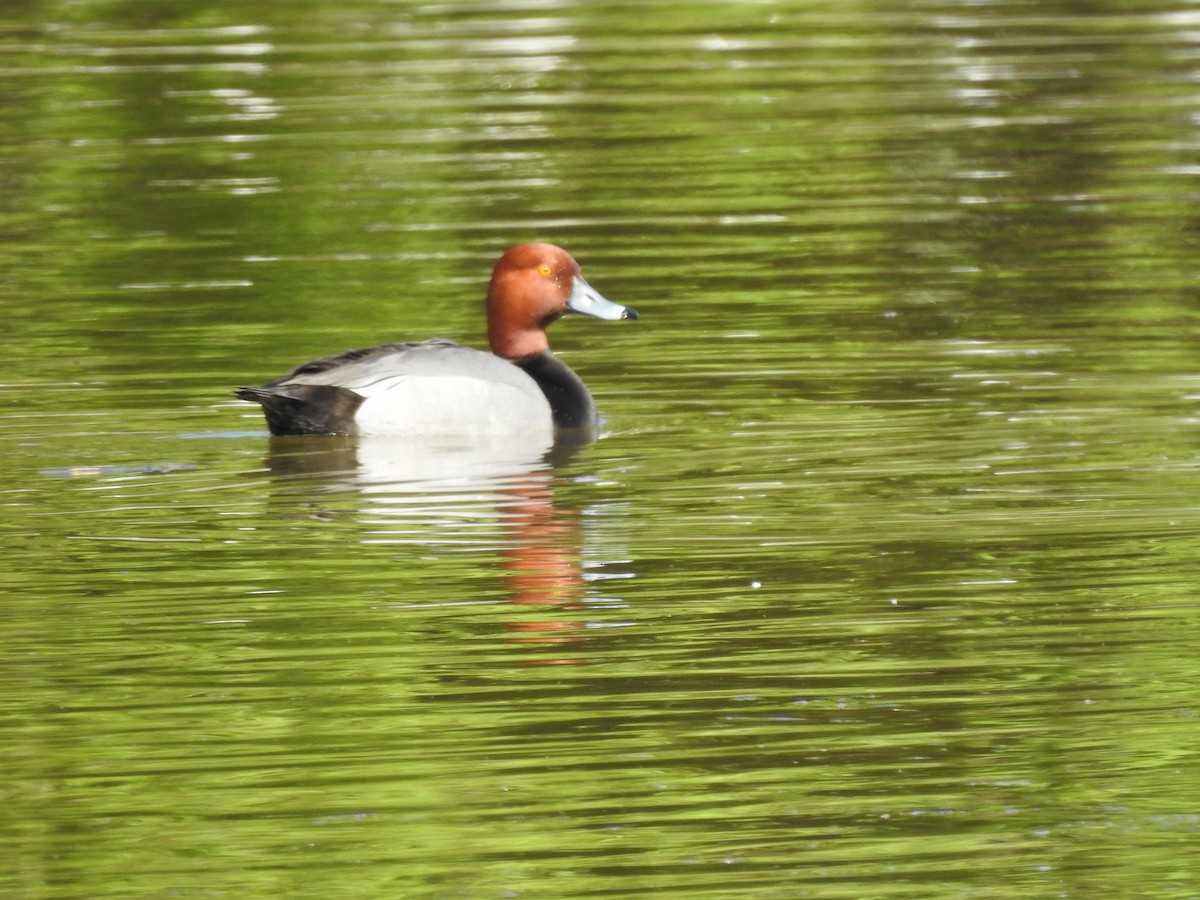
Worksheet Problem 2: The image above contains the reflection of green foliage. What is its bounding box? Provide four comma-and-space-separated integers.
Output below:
3, 2, 1200, 897
5, 0, 1197, 382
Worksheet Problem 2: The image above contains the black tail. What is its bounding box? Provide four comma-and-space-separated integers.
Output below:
233, 384, 364, 436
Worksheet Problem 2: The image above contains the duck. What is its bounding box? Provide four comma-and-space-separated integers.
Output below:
234, 243, 638, 439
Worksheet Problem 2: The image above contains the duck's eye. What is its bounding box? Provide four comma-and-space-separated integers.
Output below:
537, 264, 553, 277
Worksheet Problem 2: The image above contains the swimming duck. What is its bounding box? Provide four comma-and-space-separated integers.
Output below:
234, 243, 637, 438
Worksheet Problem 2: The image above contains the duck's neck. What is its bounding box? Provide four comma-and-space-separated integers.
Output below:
513, 351, 598, 432
489, 326, 547, 359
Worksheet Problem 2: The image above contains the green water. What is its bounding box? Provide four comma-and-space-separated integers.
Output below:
3, 1, 1200, 897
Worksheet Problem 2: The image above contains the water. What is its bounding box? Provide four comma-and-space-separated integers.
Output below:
4, 1, 1200, 896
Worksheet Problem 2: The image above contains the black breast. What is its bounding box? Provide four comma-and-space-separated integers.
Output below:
513, 351, 598, 432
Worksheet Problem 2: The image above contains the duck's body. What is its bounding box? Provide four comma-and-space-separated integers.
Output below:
235, 244, 636, 438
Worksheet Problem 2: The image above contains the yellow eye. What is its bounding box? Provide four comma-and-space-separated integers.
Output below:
537, 264, 553, 277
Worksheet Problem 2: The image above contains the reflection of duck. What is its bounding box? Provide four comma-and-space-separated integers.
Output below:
250, 435, 601, 663
235, 243, 638, 441
250, 432, 556, 483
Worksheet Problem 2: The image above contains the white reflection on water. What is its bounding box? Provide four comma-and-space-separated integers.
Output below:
249, 432, 633, 621
352, 431, 553, 487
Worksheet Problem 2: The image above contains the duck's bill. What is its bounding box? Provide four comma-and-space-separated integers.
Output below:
566, 276, 639, 321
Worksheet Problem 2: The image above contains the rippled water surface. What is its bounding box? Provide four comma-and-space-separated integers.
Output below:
4, 1, 1200, 896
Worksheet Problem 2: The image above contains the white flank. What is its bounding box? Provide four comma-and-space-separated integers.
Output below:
352, 374, 554, 437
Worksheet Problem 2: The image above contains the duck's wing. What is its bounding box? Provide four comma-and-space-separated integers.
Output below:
235, 339, 551, 436
262, 339, 463, 387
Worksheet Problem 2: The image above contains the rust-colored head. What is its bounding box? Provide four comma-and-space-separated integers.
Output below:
486, 243, 637, 360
